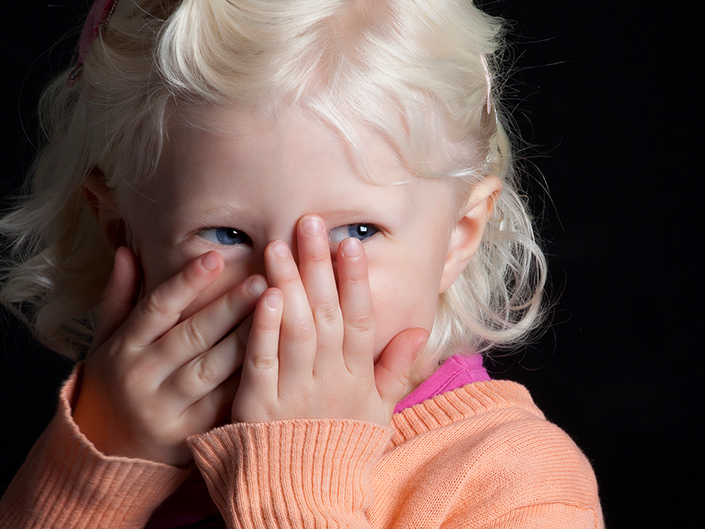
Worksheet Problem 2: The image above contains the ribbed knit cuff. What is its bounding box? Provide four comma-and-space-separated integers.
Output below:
0, 367, 191, 529
188, 419, 392, 528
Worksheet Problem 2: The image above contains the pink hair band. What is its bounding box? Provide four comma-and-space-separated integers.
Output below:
68, 0, 120, 86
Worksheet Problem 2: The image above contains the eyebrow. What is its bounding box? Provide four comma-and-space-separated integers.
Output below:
169, 202, 397, 230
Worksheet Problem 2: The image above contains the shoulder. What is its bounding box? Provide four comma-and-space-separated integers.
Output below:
372, 380, 603, 528
390, 380, 587, 459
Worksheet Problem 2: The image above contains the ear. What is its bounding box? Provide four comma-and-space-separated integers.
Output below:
82, 170, 126, 250
439, 175, 502, 293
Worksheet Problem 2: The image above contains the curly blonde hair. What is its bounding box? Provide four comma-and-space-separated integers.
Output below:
0, 0, 546, 381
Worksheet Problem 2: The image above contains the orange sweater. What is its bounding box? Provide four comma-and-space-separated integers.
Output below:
0, 370, 603, 528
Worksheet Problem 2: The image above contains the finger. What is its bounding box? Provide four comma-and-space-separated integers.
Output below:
165, 331, 246, 405
164, 278, 265, 401
233, 289, 284, 422
183, 367, 242, 430
374, 327, 429, 420
90, 246, 140, 354
296, 215, 343, 357
336, 237, 375, 375
197, 311, 253, 378
265, 240, 316, 383
126, 251, 225, 347
163, 275, 267, 366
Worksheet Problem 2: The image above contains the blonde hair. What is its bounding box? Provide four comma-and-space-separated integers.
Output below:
0, 0, 546, 381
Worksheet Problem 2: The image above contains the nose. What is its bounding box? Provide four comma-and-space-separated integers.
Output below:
251, 218, 302, 275
267, 225, 300, 263
260, 214, 335, 270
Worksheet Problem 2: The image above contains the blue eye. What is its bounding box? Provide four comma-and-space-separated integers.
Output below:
199, 227, 251, 246
328, 224, 379, 244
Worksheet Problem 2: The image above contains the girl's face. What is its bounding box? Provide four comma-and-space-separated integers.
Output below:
123, 105, 474, 359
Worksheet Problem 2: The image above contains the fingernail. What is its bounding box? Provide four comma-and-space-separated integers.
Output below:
202, 251, 221, 271
301, 215, 324, 235
264, 290, 282, 308
248, 276, 268, 297
270, 240, 290, 257
341, 237, 362, 258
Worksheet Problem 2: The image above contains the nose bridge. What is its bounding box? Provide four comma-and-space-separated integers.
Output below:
254, 140, 323, 266
260, 209, 302, 265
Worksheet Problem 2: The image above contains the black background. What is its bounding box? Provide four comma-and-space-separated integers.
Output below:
1, 1, 699, 527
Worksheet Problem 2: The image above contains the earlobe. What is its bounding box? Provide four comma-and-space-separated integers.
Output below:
439, 175, 502, 293
82, 170, 126, 250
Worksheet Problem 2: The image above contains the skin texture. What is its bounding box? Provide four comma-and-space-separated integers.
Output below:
75, 105, 500, 466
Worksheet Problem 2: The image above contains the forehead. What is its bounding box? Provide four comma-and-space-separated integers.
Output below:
150, 104, 434, 204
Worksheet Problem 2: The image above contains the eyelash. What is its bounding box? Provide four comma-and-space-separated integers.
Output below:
327, 223, 379, 244
197, 224, 380, 246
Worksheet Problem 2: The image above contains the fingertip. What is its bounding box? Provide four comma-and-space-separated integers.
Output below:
337, 237, 368, 274
300, 214, 325, 235
114, 245, 128, 261
115, 245, 132, 257
247, 275, 269, 298
378, 327, 429, 374
201, 250, 224, 272
112, 246, 128, 275
92, 247, 141, 349
340, 237, 363, 259
263, 288, 283, 309
106, 246, 137, 292
408, 327, 431, 358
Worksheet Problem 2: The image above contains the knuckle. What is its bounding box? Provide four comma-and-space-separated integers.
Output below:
142, 289, 169, 318
346, 267, 368, 284
344, 311, 375, 335
182, 319, 209, 351
312, 297, 341, 326
251, 354, 278, 371
397, 369, 411, 388
254, 312, 282, 333
339, 259, 369, 284
195, 357, 218, 387
284, 317, 315, 341
276, 271, 301, 289
163, 370, 200, 403
385, 361, 411, 388
304, 250, 330, 266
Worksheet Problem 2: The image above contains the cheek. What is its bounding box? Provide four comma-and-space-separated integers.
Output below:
139, 253, 182, 295
368, 253, 445, 358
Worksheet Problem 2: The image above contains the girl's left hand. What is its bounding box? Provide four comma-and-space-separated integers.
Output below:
231, 215, 428, 427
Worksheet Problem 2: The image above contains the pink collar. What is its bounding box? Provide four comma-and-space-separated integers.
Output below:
394, 354, 490, 414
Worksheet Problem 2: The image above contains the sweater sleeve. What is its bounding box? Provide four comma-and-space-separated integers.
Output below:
0, 367, 191, 529
187, 419, 392, 528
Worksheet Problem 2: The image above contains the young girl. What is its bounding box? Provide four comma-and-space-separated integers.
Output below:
0, 0, 603, 527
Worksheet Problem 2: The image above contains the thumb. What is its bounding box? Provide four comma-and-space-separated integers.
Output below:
374, 327, 429, 420
89, 246, 141, 355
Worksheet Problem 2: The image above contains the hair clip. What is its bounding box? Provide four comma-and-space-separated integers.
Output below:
479, 53, 492, 115
67, 0, 121, 87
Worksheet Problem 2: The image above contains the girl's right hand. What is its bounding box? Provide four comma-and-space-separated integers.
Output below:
72, 247, 267, 467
